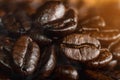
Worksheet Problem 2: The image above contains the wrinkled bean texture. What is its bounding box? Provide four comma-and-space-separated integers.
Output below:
0, 1, 120, 80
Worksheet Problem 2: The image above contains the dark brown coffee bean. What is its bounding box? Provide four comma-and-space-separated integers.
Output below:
85, 70, 113, 80
61, 44, 100, 62
28, 28, 52, 46
44, 9, 77, 37
54, 65, 79, 80
83, 29, 120, 48
34, 1, 66, 26
90, 29, 120, 41
12, 36, 40, 76
62, 33, 101, 49
38, 45, 56, 78
61, 34, 100, 62
79, 16, 105, 32
109, 38, 120, 60
86, 49, 113, 68
2, 10, 31, 34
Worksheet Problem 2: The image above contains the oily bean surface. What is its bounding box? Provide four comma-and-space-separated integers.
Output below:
61, 44, 100, 62
45, 9, 77, 37
62, 33, 101, 48
109, 38, 120, 60
13, 36, 40, 76
38, 45, 56, 78
34, 1, 66, 26
86, 49, 113, 68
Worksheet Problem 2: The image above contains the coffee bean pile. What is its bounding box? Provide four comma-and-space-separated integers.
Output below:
0, 1, 120, 80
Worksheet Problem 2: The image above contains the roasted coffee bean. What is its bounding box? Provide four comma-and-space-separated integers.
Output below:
86, 49, 113, 68
0, 1, 119, 80
38, 45, 56, 78
54, 65, 79, 80
2, 10, 31, 34
85, 70, 113, 80
83, 29, 120, 48
34, 1, 66, 26
90, 29, 120, 41
61, 44, 100, 62
79, 16, 105, 32
44, 9, 77, 37
28, 28, 52, 46
109, 38, 120, 60
62, 33, 101, 48
61, 34, 100, 62
12, 36, 40, 76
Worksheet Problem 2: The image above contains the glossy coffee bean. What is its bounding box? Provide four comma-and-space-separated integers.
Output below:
83, 29, 120, 48
0, 1, 119, 80
38, 45, 56, 78
2, 10, 31, 34
86, 49, 113, 68
34, 1, 66, 26
54, 65, 79, 80
12, 36, 40, 76
80, 16, 105, 32
91, 29, 120, 41
44, 9, 77, 37
28, 28, 52, 46
109, 38, 120, 60
61, 34, 100, 62
62, 33, 101, 48
85, 70, 113, 80
61, 44, 100, 62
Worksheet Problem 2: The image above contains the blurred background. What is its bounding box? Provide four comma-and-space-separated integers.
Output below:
0, 0, 120, 27
0, 0, 119, 16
